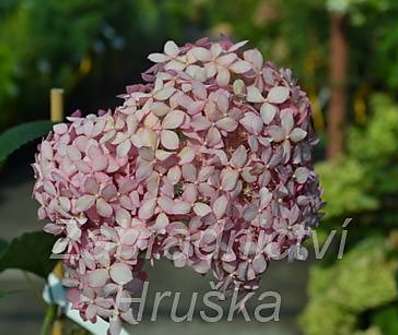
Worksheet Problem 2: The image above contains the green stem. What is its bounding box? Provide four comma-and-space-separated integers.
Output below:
40, 304, 58, 335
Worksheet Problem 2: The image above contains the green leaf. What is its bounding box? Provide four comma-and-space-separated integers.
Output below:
372, 306, 398, 335
0, 120, 53, 162
0, 239, 7, 255
0, 231, 57, 278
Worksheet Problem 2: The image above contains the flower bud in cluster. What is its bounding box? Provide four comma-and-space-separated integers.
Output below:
33, 38, 322, 334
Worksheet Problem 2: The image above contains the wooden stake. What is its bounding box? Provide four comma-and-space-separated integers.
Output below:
327, 13, 348, 159
50, 89, 64, 122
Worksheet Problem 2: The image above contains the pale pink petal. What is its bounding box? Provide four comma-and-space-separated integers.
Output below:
167, 165, 182, 185
206, 127, 222, 146
216, 67, 230, 86
228, 40, 248, 52
259, 187, 272, 208
229, 60, 252, 74
240, 112, 263, 135
84, 177, 99, 194
162, 110, 185, 129
117, 140, 132, 158
260, 103, 277, 124
53, 123, 68, 135
192, 260, 211, 274
281, 110, 294, 133
172, 200, 191, 215
267, 86, 290, 104
204, 62, 217, 78
217, 53, 237, 66
116, 207, 131, 227
213, 195, 228, 219
138, 198, 157, 220
40, 141, 53, 160
109, 317, 122, 335
221, 168, 239, 191
193, 202, 212, 217
243, 49, 263, 69
198, 166, 214, 181
165, 59, 186, 72
92, 155, 108, 171
215, 117, 238, 132
87, 269, 109, 288
151, 102, 170, 117
191, 115, 211, 131
186, 65, 207, 82
190, 47, 212, 62
153, 213, 169, 233
148, 53, 169, 63
178, 147, 195, 165
120, 230, 139, 245
66, 146, 81, 161
253, 255, 267, 274
247, 86, 264, 103
243, 204, 258, 221
158, 196, 175, 214
75, 195, 95, 212
182, 163, 197, 182
269, 126, 286, 142
182, 184, 198, 203
109, 263, 132, 285
161, 130, 179, 150
138, 146, 155, 161
231, 145, 247, 168
233, 79, 246, 96
295, 167, 310, 183
96, 198, 113, 217
52, 237, 68, 254
156, 150, 174, 161
164, 40, 179, 57
290, 128, 307, 142
101, 184, 117, 201
154, 87, 176, 101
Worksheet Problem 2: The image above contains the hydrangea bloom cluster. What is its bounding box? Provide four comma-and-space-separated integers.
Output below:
33, 38, 322, 334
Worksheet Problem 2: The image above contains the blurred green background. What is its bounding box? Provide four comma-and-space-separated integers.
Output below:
1, 0, 398, 334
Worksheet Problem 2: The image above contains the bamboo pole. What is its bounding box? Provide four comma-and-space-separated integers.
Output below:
50, 89, 64, 122
49, 88, 64, 335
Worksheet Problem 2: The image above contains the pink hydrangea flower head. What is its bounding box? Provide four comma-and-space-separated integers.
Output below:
33, 38, 322, 334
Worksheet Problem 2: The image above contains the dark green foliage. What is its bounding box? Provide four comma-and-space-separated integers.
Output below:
0, 120, 53, 162
0, 231, 57, 278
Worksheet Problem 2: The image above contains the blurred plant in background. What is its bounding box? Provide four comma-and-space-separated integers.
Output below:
0, 0, 207, 130
301, 94, 398, 335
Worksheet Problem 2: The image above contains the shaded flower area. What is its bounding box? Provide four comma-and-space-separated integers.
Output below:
32, 38, 322, 334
